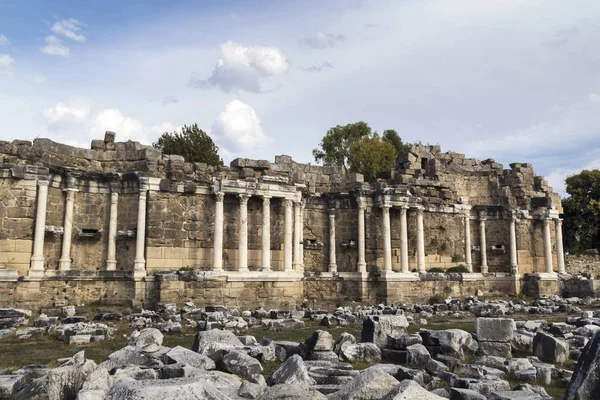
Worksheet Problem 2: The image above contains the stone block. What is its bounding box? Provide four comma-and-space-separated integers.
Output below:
475, 318, 516, 342
479, 342, 512, 358
533, 332, 569, 364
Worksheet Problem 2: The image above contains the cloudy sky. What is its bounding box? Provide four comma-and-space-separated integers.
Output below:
1, 0, 599, 196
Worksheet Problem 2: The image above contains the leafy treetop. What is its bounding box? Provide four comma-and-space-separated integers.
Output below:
152, 124, 223, 166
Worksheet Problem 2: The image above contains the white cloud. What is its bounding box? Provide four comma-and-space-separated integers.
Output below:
546, 157, 600, 197
589, 93, 600, 103
189, 41, 289, 93
51, 18, 86, 42
0, 54, 14, 73
212, 100, 270, 152
299, 31, 346, 49
302, 62, 334, 72
41, 36, 70, 57
92, 109, 175, 145
0, 35, 9, 46
42, 98, 90, 129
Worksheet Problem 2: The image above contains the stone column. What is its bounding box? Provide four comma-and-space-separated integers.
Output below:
299, 200, 305, 271
328, 208, 337, 273
284, 199, 293, 272
400, 206, 410, 273
238, 194, 250, 272
213, 192, 225, 272
293, 200, 302, 271
555, 219, 565, 274
509, 212, 518, 274
261, 196, 271, 272
464, 213, 473, 272
416, 208, 426, 273
357, 197, 367, 273
479, 211, 488, 274
382, 204, 392, 272
133, 181, 148, 279
58, 187, 78, 270
105, 192, 118, 271
29, 180, 49, 278
543, 218, 554, 273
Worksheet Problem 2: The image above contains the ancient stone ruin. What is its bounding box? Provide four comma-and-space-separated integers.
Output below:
0, 132, 570, 308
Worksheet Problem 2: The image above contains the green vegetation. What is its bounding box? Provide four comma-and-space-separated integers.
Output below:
446, 265, 470, 273
562, 169, 600, 253
152, 123, 223, 165
312, 122, 408, 182
451, 254, 465, 262
428, 267, 446, 273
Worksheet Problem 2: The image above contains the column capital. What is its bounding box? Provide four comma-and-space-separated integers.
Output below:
262, 196, 271, 206
328, 208, 336, 216
215, 191, 225, 202
238, 193, 250, 204
381, 205, 391, 213
38, 180, 50, 187
138, 177, 150, 191
284, 198, 293, 207
357, 196, 367, 210
555, 218, 563, 225
110, 192, 119, 204
478, 210, 487, 221
63, 187, 79, 193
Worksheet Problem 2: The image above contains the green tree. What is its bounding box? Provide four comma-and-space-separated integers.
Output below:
153, 124, 223, 165
312, 121, 407, 182
349, 134, 396, 182
563, 169, 600, 253
312, 121, 371, 170
382, 129, 407, 156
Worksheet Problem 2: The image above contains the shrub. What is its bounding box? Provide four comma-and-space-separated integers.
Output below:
179, 267, 194, 272
446, 265, 470, 273
428, 267, 446, 273
451, 254, 465, 262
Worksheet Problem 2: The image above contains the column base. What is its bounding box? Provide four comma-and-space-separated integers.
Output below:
58, 259, 71, 270
133, 260, 146, 280
28, 257, 45, 279
480, 266, 489, 274
357, 262, 367, 274
105, 260, 117, 271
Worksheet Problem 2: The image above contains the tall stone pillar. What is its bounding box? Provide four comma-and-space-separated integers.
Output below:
293, 200, 302, 271
357, 197, 367, 273
555, 218, 565, 274
416, 208, 426, 273
213, 192, 225, 272
328, 207, 337, 273
382, 204, 392, 272
261, 196, 271, 272
464, 213, 472, 272
238, 194, 250, 272
29, 180, 49, 278
543, 218, 554, 273
509, 212, 518, 274
299, 200, 305, 271
133, 180, 148, 279
284, 199, 293, 272
479, 211, 488, 274
106, 191, 118, 271
58, 186, 78, 270
400, 206, 409, 273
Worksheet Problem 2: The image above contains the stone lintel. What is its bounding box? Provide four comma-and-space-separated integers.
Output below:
0, 269, 19, 282
225, 271, 303, 282
379, 271, 421, 282
534, 272, 559, 281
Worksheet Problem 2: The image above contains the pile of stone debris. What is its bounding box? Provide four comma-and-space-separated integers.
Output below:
0, 302, 600, 399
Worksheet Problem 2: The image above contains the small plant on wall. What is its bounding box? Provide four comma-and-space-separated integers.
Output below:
451, 254, 465, 262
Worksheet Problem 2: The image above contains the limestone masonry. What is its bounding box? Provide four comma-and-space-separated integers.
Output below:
0, 133, 575, 308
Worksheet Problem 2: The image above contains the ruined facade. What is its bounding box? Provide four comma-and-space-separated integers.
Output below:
0, 133, 567, 308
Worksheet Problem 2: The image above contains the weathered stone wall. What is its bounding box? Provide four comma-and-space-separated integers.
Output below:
565, 255, 600, 277
0, 135, 568, 308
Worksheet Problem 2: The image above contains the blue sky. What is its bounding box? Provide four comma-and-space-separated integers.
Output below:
1, 0, 599, 196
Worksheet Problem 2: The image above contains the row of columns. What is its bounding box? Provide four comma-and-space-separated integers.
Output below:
212, 192, 304, 273
27, 178, 566, 278
348, 198, 566, 275
28, 179, 145, 279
